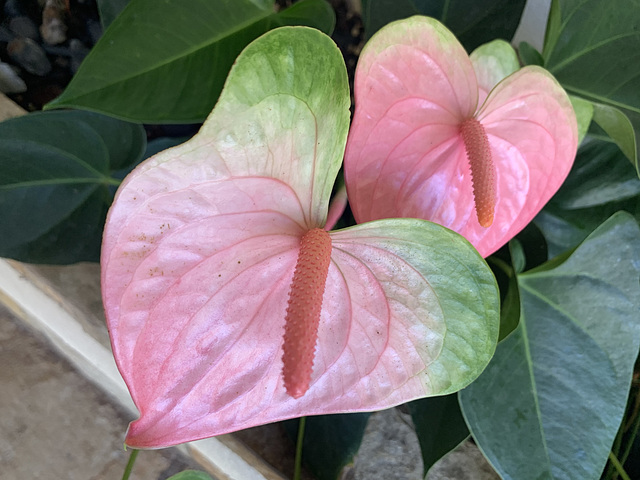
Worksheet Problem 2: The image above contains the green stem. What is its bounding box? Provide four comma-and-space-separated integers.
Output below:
293, 417, 306, 480
608, 451, 631, 480
122, 449, 139, 480
107, 177, 123, 186
486, 256, 513, 277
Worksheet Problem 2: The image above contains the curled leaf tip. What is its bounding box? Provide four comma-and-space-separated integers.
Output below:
282, 228, 332, 398
460, 117, 495, 227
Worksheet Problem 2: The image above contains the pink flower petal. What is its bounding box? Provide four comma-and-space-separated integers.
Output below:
102, 26, 499, 449
344, 16, 478, 219
115, 218, 497, 448
345, 17, 578, 257
469, 66, 578, 255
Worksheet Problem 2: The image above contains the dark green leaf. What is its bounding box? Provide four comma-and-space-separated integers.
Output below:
518, 41, 544, 66
591, 103, 639, 174
277, 0, 335, 34
0, 110, 145, 263
460, 212, 640, 480
509, 239, 526, 274
543, 0, 640, 170
96, 0, 131, 29
498, 270, 520, 341
408, 394, 469, 474
542, 0, 562, 58
535, 139, 640, 257
143, 136, 191, 161
512, 222, 549, 272
535, 199, 640, 259
283, 413, 370, 480
361, 0, 526, 51
165, 471, 214, 480
543, 0, 640, 112
45, 0, 335, 123
551, 140, 640, 210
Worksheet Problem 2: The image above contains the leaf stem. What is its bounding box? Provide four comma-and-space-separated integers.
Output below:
122, 449, 139, 480
486, 256, 513, 277
608, 451, 631, 480
293, 417, 306, 480
107, 177, 122, 186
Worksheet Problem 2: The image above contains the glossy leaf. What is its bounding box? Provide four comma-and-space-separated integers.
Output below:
0, 110, 145, 263
409, 394, 469, 474
460, 212, 640, 480
96, 0, 130, 29
543, 0, 640, 169
535, 199, 640, 260
344, 16, 578, 257
45, 0, 335, 123
518, 41, 544, 67
551, 140, 640, 210
283, 413, 370, 480
591, 102, 638, 174
543, 0, 640, 112
361, 0, 527, 52
535, 140, 640, 258
101, 27, 499, 448
497, 267, 520, 341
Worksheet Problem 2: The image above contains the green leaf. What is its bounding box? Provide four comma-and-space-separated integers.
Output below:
45, 0, 335, 123
542, 0, 562, 57
283, 413, 370, 480
409, 394, 469, 474
165, 471, 214, 480
543, 0, 640, 112
518, 41, 544, 67
509, 239, 526, 274
551, 140, 640, 210
569, 95, 593, 145
535, 200, 640, 259
535, 139, 640, 257
542, 0, 640, 169
591, 102, 639, 174
361, 0, 527, 51
277, 0, 335, 33
0, 110, 145, 263
96, 0, 131, 29
498, 270, 520, 341
460, 212, 640, 480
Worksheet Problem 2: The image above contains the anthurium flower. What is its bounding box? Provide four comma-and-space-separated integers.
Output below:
101, 27, 499, 449
344, 16, 578, 257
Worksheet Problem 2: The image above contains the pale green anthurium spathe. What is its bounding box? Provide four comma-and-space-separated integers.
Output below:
469, 39, 520, 103
101, 26, 499, 449
569, 95, 594, 145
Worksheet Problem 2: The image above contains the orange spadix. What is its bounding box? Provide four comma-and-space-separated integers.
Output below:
282, 228, 332, 398
460, 118, 496, 227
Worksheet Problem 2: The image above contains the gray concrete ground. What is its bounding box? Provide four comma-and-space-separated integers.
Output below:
0, 303, 201, 480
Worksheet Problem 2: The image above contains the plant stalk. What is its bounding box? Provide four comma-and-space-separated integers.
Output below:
293, 417, 306, 480
122, 449, 139, 480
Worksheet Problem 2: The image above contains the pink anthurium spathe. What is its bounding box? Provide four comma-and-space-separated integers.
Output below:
101, 27, 499, 449
344, 16, 578, 257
